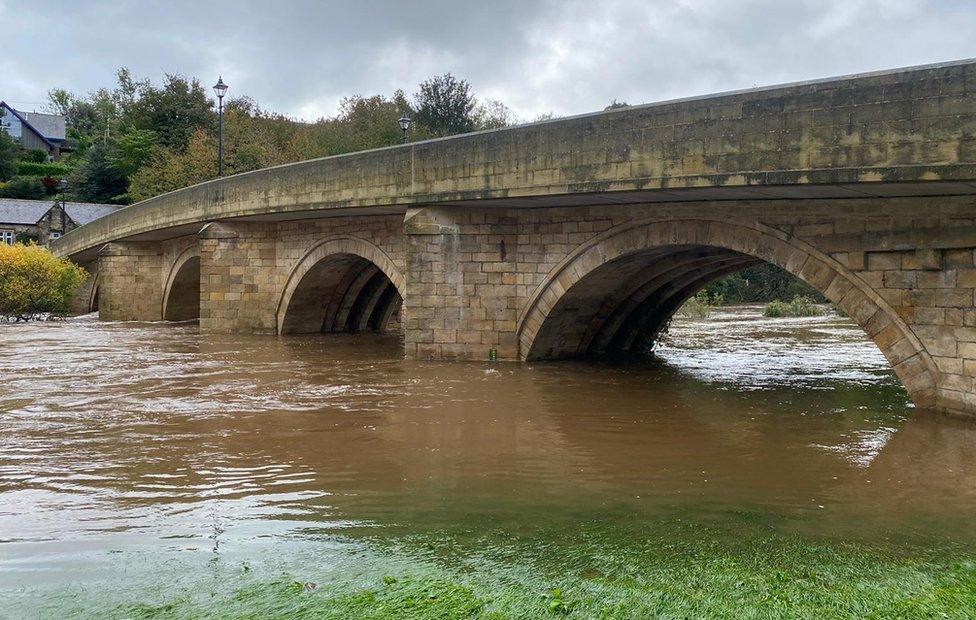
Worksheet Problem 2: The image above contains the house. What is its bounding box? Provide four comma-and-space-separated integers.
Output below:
0, 102, 70, 160
0, 198, 122, 246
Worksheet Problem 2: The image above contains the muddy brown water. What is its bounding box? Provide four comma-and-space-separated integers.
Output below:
1, 306, 975, 601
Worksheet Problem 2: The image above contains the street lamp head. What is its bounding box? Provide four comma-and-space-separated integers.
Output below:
58, 178, 68, 191
213, 76, 229, 100
398, 113, 411, 132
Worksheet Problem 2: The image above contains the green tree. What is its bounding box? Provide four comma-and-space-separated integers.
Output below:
0, 176, 45, 199
0, 243, 87, 321
108, 129, 158, 177
414, 73, 478, 136
127, 74, 213, 150
0, 131, 19, 181
705, 263, 826, 304
70, 144, 128, 203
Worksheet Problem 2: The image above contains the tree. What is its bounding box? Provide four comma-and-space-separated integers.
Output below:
0, 131, 19, 182
413, 73, 478, 136
704, 263, 826, 304
0, 176, 46, 199
0, 243, 87, 321
108, 129, 158, 177
474, 99, 516, 130
70, 144, 128, 203
127, 129, 217, 202
127, 74, 214, 150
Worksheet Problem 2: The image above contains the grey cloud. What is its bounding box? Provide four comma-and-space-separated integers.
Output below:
2, 0, 975, 121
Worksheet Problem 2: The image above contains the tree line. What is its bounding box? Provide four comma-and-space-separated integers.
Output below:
0, 69, 516, 204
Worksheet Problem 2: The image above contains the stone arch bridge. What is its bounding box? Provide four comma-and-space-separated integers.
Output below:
54, 60, 976, 418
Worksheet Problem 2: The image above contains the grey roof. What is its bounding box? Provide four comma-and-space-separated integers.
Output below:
65, 202, 123, 225
19, 111, 67, 142
0, 198, 123, 226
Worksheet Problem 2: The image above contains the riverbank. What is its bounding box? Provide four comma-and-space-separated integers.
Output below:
23, 517, 976, 618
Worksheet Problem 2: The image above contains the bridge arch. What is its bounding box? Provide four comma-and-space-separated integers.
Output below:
518, 218, 939, 408
277, 237, 405, 335
162, 245, 202, 321
88, 273, 101, 314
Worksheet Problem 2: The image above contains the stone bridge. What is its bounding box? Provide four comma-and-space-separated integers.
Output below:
54, 60, 976, 418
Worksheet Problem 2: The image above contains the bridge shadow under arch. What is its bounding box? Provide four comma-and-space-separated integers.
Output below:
163, 247, 201, 322
88, 274, 100, 314
277, 237, 404, 335
518, 218, 939, 409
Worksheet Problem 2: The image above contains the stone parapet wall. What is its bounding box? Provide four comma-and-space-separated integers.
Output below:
53, 60, 976, 264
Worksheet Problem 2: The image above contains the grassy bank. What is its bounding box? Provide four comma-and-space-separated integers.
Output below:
35, 519, 976, 619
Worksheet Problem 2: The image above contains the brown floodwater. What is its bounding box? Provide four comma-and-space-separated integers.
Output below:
1, 307, 975, 610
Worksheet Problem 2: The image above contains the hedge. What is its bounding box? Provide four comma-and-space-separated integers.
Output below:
17, 161, 72, 177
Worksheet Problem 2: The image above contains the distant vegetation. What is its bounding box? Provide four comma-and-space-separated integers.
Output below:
673, 264, 829, 319
0, 243, 87, 321
0, 69, 521, 205
704, 263, 826, 305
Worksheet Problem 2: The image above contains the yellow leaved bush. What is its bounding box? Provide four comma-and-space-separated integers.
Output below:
0, 243, 88, 321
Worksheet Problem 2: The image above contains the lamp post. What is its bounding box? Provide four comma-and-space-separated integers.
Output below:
56, 178, 68, 243
213, 76, 229, 177
398, 113, 411, 144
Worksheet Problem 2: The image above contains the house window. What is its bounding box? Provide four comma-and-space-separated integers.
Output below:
0, 230, 13, 245
50, 231, 62, 240
0, 108, 22, 142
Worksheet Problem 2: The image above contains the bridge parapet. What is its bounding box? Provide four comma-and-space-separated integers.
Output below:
54, 59, 976, 263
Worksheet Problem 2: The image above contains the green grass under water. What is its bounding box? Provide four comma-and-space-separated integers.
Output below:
33, 516, 976, 620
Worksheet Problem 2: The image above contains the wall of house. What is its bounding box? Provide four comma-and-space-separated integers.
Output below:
36, 205, 76, 245
0, 222, 39, 244
17, 126, 51, 154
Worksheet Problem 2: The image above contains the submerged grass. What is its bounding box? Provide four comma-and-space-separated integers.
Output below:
68, 520, 976, 620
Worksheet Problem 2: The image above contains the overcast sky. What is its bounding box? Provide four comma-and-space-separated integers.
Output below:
3, 0, 975, 122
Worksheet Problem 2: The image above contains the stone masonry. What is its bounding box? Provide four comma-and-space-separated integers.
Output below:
57, 60, 976, 418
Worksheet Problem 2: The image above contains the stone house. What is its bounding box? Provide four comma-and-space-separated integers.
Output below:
0, 102, 70, 160
0, 198, 122, 246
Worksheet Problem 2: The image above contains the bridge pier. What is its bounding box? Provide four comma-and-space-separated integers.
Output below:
403, 207, 519, 360
96, 242, 165, 322
198, 222, 278, 334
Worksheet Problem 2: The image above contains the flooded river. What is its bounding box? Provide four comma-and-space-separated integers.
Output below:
2, 307, 975, 617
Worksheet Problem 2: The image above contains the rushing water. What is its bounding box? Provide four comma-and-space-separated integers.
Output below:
1, 307, 975, 616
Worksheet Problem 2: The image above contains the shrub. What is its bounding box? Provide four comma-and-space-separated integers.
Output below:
0, 176, 46, 199
23, 149, 49, 164
14, 230, 38, 245
0, 243, 87, 321
40, 176, 60, 194
676, 289, 722, 319
763, 295, 824, 318
17, 161, 71, 178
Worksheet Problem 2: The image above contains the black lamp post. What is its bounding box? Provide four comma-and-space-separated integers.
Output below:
213, 76, 229, 176
398, 113, 411, 144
